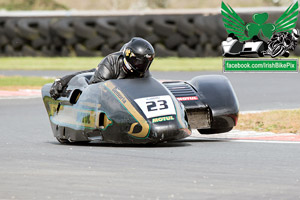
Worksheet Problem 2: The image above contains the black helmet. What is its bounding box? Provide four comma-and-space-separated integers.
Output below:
123, 37, 155, 76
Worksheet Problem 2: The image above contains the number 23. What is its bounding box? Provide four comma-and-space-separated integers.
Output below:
146, 100, 168, 112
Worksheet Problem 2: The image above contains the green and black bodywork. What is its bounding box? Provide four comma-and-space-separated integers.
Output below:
42, 73, 239, 144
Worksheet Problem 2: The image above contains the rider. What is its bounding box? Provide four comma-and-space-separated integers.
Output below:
264, 28, 299, 57
50, 37, 155, 99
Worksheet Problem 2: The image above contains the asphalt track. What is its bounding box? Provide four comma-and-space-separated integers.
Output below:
1, 71, 300, 199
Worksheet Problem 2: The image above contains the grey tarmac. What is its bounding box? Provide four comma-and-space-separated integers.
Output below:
1, 98, 300, 199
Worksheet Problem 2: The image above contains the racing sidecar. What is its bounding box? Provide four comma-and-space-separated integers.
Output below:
42, 73, 239, 144
222, 36, 267, 57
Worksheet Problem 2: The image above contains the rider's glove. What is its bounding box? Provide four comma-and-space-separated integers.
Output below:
50, 79, 64, 100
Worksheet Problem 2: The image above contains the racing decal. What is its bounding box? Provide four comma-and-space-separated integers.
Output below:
104, 81, 150, 139
176, 96, 199, 101
51, 105, 98, 129
44, 97, 105, 130
135, 95, 176, 119
152, 116, 175, 123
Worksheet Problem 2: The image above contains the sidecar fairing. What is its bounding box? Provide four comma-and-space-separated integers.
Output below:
42, 73, 239, 144
42, 73, 193, 144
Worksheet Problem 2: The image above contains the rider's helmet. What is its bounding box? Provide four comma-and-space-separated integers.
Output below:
122, 37, 155, 76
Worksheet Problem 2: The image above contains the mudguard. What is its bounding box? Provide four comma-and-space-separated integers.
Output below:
189, 75, 239, 133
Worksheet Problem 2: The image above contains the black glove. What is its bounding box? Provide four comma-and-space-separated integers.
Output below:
50, 79, 64, 100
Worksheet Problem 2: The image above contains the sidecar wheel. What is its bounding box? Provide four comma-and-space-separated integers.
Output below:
56, 137, 70, 144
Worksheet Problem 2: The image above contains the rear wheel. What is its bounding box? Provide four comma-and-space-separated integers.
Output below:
197, 127, 233, 134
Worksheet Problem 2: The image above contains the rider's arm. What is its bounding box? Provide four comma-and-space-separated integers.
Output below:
50, 68, 95, 99
59, 68, 96, 86
89, 56, 116, 83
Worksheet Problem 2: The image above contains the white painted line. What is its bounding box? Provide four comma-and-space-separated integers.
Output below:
240, 108, 300, 114
186, 136, 300, 144
0, 89, 41, 99
228, 139, 300, 144
0, 96, 41, 100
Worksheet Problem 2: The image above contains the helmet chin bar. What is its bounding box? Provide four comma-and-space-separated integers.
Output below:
123, 57, 134, 73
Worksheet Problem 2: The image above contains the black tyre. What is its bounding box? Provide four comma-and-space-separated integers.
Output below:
203, 15, 219, 35
199, 33, 208, 45
176, 16, 195, 37
144, 34, 160, 45
84, 36, 105, 50
0, 35, 8, 47
195, 44, 204, 57
4, 19, 20, 39
194, 15, 206, 36
50, 19, 74, 39
11, 37, 25, 49
134, 17, 154, 36
177, 44, 196, 57
165, 33, 185, 49
4, 44, 15, 56
271, 44, 284, 58
95, 18, 117, 37
100, 44, 114, 56
73, 19, 98, 39
283, 51, 290, 57
17, 18, 40, 40
75, 44, 101, 57
204, 43, 217, 57
258, 50, 264, 57
154, 43, 178, 57
197, 127, 233, 134
186, 35, 199, 48
32, 37, 50, 49
209, 34, 221, 48
107, 33, 122, 48
153, 17, 177, 37
41, 46, 55, 56
56, 137, 70, 144
56, 137, 90, 145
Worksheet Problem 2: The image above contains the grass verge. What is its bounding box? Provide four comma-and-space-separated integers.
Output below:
235, 109, 300, 134
0, 57, 222, 71
0, 76, 54, 90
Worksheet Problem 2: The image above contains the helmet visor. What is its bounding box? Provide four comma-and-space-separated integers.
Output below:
127, 54, 154, 73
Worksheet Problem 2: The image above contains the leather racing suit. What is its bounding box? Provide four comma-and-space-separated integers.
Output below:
50, 51, 150, 99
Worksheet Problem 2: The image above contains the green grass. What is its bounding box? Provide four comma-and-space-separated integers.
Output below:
0, 57, 222, 71
236, 109, 300, 134
0, 0, 67, 10
0, 76, 54, 86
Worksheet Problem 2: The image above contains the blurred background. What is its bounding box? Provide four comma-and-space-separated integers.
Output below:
0, 0, 296, 10
0, 0, 299, 57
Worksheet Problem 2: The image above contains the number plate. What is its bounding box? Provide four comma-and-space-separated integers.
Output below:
134, 95, 176, 118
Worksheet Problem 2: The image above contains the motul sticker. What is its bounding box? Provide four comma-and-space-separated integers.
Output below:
176, 96, 199, 101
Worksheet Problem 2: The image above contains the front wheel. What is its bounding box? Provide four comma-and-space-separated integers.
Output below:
197, 127, 233, 134
56, 137, 70, 144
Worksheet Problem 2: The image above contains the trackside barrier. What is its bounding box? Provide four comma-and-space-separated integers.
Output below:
0, 9, 299, 57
